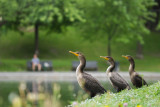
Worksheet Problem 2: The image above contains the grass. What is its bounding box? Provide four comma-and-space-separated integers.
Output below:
0, 56, 160, 71
0, 59, 26, 71
0, 28, 160, 71
75, 81, 160, 107
0, 59, 72, 71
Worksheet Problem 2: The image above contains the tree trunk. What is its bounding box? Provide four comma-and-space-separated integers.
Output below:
136, 41, 143, 59
34, 23, 39, 54
107, 36, 111, 56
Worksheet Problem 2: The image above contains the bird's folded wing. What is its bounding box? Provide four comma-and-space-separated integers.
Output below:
83, 73, 106, 93
135, 74, 148, 85
110, 72, 129, 88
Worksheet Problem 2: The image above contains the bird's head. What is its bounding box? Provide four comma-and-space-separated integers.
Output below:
69, 51, 84, 59
100, 56, 114, 62
122, 55, 134, 62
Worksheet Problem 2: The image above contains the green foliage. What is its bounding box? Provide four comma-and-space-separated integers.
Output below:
0, 0, 18, 22
0, 0, 158, 55
78, 0, 156, 43
77, 82, 160, 107
0, 0, 85, 29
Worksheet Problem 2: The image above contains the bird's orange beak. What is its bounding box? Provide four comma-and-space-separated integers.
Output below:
69, 51, 79, 56
100, 56, 109, 60
122, 55, 128, 59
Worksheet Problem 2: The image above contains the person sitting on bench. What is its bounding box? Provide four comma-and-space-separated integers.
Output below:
32, 54, 41, 71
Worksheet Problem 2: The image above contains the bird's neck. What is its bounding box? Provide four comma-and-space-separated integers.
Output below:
106, 61, 115, 73
129, 59, 135, 75
76, 57, 86, 75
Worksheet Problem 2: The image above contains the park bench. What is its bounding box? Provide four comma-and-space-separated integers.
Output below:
71, 61, 120, 72
72, 61, 98, 71
27, 60, 53, 71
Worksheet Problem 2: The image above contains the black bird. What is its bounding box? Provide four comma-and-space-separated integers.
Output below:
69, 51, 106, 97
100, 56, 131, 92
122, 55, 148, 88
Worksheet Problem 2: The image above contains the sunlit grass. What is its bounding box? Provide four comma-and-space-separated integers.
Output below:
76, 81, 160, 107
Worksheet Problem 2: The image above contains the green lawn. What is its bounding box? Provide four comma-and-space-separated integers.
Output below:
0, 56, 160, 71
75, 81, 160, 107
0, 59, 72, 71
0, 29, 160, 72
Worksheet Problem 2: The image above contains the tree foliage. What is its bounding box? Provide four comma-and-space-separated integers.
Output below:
0, 0, 85, 28
77, 0, 156, 55
0, 0, 85, 53
0, 0, 157, 55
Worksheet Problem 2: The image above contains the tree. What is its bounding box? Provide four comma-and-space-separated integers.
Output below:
146, 0, 160, 31
78, 0, 156, 56
0, 0, 85, 53
136, 0, 160, 59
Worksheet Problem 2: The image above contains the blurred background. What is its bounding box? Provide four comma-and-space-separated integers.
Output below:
0, 0, 160, 107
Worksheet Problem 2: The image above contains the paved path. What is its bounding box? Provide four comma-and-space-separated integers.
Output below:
0, 71, 160, 82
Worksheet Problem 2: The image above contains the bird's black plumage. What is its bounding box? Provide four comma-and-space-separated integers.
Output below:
122, 55, 148, 88
109, 72, 131, 92
83, 73, 106, 97
132, 73, 148, 87
100, 56, 131, 92
69, 51, 106, 98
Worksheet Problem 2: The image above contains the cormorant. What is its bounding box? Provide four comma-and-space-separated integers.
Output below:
100, 56, 131, 92
122, 55, 148, 88
69, 51, 106, 97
